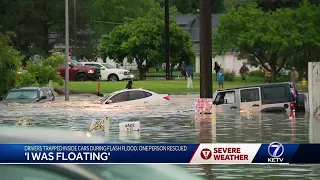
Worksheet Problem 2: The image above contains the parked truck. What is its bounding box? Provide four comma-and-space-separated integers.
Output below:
56, 60, 101, 81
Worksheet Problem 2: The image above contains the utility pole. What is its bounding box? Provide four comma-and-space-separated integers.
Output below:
65, 0, 70, 101
73, 0, 77, 59
199, 0, 212, 98
164, 0, 170, 80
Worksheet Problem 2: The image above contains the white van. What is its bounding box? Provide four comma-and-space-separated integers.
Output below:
81, 62, 134, 81
213, 82, 306, 114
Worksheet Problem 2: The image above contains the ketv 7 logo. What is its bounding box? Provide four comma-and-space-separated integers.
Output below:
268, 142, 284, 163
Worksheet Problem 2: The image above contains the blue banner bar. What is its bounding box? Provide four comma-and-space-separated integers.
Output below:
0, 144, 198, 163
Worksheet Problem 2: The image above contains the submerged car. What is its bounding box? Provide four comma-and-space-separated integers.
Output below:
213, 82, 306, 113
0, 126, 205, 180
100, 89, 170, 105
1, 87, 55, 104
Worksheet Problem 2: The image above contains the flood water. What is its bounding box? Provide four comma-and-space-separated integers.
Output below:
1, 94, 320, 180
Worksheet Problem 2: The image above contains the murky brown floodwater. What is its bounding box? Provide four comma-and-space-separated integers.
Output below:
1, 94, 320, 180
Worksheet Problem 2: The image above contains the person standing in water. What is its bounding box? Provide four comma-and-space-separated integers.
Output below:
125, 80, 133, 89
186, 64, 193, 89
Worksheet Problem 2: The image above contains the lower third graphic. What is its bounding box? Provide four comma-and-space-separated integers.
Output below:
200, 148, 212, 160
268, 142, 284, 163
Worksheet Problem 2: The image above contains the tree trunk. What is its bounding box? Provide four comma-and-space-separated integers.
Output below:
271, 66, 277, 83
137, 64, 147, 80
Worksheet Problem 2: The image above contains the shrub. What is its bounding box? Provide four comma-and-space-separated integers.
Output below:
16, 72, 37, 87
0, 32, 24, 95
20, 53, 64, 87
224, 69, 236, 82
249, 70, 263, 77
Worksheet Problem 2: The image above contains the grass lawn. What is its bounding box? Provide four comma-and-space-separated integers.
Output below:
57, 76, 308, 94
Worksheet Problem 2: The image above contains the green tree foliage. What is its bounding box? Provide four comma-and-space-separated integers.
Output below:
156, 0, 225, 14
224, 0, 320, 12
0, 33, 24, 95
20, 53, 64, 86
100, 4, 195, 80
0, 0, 157, 61
223, 0, 253, 11
285, 1, 320, 73
0, 0, 65, 58
212, 1, 320, 82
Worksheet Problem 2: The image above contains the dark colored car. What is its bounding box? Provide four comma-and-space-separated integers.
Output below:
56, 60, 101, 81
1, 87, 55, 104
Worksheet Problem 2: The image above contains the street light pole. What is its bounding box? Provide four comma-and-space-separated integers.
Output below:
73, 0, 77, 59
164, 0, 170, 80
65, 0, 70, 101
199, 0, 212, 98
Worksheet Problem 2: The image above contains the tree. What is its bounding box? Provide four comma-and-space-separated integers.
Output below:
223, 0, 253, 11
0, 32, 24, 95
0, 0, 65, 58
223, 0, 320, 12
285, 1, 320, 74
100, 4, 195, 80
155, 0, 225, 14
212, 2, 319, 82
18, 53, 64, 86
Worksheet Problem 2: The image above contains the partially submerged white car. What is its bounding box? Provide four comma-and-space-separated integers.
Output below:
100, 89, 170, 105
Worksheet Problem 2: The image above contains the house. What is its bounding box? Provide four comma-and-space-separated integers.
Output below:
50, 14, 258, 74
176, 14, 258, 75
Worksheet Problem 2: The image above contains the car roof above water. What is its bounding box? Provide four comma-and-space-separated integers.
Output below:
216, 82, 292, 92
115, 88, 155, 94
10, 86, 50, 91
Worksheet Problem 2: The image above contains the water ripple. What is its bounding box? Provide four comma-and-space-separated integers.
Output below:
1, 94, 319, 180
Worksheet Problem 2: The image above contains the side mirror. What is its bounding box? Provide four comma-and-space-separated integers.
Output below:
106, 100, 112, 104
69, 64, 73, 68
224, 99, 228, 104
101, 67, 105, 70
40, 96, 47, 100
213, 101, 217, 105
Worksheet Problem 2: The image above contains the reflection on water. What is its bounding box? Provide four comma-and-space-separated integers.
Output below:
0, 94, 319, 179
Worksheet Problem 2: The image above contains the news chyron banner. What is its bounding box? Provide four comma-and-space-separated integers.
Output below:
0, 143, 319, 164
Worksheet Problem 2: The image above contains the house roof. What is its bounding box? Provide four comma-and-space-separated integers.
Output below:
175, 14, 225, 54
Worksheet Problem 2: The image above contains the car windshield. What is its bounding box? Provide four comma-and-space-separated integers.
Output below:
80, 164, 204, 180
102, 63, 114, 69
5, 89, 38, 100
100, 93, 115, 102
71, 60, 83, 66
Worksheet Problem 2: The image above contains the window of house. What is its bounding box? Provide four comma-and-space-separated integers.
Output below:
240, 88, 260, 102
109, 92, 130, 103
214, 91, 235, 104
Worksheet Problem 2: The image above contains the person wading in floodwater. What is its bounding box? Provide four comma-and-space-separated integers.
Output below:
125, 80, 133, 89
214, 62, 221, 81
